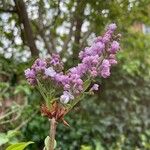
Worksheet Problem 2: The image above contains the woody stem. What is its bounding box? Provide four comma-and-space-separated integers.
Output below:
49, 118, 57, 150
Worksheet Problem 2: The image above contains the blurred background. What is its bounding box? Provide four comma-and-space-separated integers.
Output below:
0, 0, 150, 150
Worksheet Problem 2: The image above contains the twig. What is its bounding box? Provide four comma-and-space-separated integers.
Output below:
0, 112, 21, 125
0, 108, 19, 121
0, 8, 17, 13
49, 0, 61, 27
15, 110, 38, 131
80, 29, 92, 49
33, 22, 52, 55
61, 18, 74, 55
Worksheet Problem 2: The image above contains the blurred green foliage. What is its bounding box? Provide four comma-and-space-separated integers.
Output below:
0, 0, 150, 150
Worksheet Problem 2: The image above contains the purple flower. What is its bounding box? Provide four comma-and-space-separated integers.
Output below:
109, 59, 117, 65
45, 67, 56, 77
100, 59, 111, 78
25, 68, 36, 79
50, 54, 60, 64
107, 23, 117, 31
90, 67, 98, 77
24, 69, 36, 85
110, 41, 120, 53
64, 84, 70, 90
27, 78, 36, 86
94, 36, 102, 43
69, 67, 79, 75
60, 91, 74, 104
109, 54, 116, 59
91, 42, 105, 55
50, 53, 64, 70
91, 84, 99, 91
79, 51, 84, 59
32, 58, 46, 72
55, 74, 70, 86
102, 33, 111, 43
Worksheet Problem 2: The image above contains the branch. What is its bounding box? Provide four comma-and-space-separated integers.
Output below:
14, 0, 39, 57
61, 18, 74, 56
72, 1, 86, 60
61, 0, 86, 56
0, 8, 17, 13
36, 1, 54, 55
49, 0, 61, 27
15, 110, 38, 131
33, 22, 52, 55
80, 29, 92, 50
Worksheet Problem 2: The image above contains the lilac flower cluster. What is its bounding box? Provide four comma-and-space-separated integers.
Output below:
25, 54, 63, 85
25, 23, 120, 104
78, 23, 120, 79
25, 59, 46, 85
47, 53, 64, 71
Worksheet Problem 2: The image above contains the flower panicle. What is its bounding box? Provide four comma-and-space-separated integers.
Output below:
25, 23, 121, 105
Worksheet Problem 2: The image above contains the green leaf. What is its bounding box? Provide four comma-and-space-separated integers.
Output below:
37, 80, 47, 102
7, 130, 20, 139
94, 140, 104, 150
6, 141, 34, 150
0, 133, 9, 146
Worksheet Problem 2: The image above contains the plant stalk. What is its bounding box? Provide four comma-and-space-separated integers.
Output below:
49, 118, 56, 150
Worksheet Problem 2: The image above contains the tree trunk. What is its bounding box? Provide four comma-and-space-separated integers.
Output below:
72, 1, 86, 64
14, 0, 39, 57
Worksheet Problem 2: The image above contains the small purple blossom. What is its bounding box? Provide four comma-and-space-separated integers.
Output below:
50, 54, 60, 65
102, 33, 111, 43
25, 68, 35, 79
50, 53, 64, 70
91, 84, 99, 91
110, 41, 120, 53
25, 69, 36, 85
60, 91, 74, 104
94, 36, 102, 43
90, 67, 98, 77
100, 59, 111, 78
27, 78, 36, 85
32, 58, 46, 72
107, 23, 117, 31
45, 67, 56, 77
109, 58, 117, 65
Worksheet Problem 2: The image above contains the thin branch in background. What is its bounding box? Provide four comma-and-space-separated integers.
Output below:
49, 34, 55, 53
0, 8, 17, 13
61, 0, 84, 57
0, 108, 19, 121
15, 110, 39, 131
80, 29, 92, 50
0, 111, 21, 125
36, 0, 58, 55
61, 18, 75, 56
49, 0, 61, 28
14, 0, 39, 57
0, 0, 16, 13
33, 22, 52, 55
